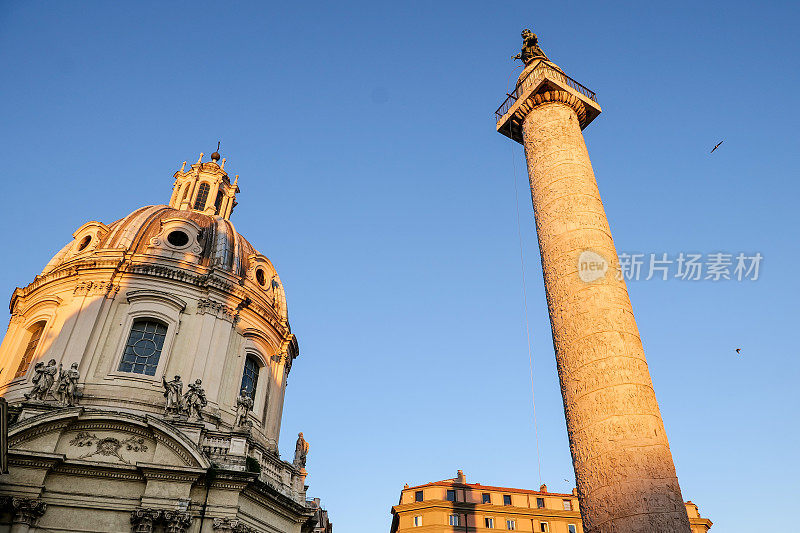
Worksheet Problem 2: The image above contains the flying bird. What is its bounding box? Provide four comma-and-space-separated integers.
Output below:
735, 348, 741, 354
710, 140, 724, 153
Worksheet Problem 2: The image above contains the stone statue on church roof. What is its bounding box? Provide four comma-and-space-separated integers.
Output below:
294, 432, 309, 470
24, 359, 58, 401
513, 28, 549, 64
56, 362, 80, 406
235, 388, 254, 428
183, 379, 207, 421
162, 375, 183, 415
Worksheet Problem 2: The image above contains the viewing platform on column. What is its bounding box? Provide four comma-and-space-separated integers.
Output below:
496, 58, 601, 142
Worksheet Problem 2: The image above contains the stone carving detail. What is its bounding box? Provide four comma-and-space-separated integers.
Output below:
131, 508, 162, 533
282, 351, 293, 376
24, 359, 58, 401
68, 431, 148, 464
212, 517, 259, 533
267, 274, 281, 309
518, 96, 691, 531
235, 389, 254, 428
293, 432, 309, 470
162, 375, 184, 415
512, 89, 588, 130
513, 28, 549, 64
23, 359, 83, 406
197, 299, 237, 323
74, 280, 120, 297
183, 379, 207, 421
163, 510, 192, 533
11, 497, 47, 526
55, 362, 81, 406
161, 374, 208, 421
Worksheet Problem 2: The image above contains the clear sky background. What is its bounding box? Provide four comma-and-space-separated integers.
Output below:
1, 1, 799, 531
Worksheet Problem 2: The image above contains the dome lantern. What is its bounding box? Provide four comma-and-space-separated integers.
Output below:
168, 149, 239, 218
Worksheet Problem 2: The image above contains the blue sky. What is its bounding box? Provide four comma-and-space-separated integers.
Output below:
1, 1, 798, 531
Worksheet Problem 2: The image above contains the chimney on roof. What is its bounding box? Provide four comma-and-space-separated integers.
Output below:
572, 488, 578, 496
539, 483, 548, 493
456, 470, 466, 483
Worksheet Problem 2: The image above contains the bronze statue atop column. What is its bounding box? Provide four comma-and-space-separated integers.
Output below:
513, 28, 549, 64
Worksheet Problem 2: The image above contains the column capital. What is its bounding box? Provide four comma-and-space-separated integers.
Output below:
496, 59, 601, 143
163, 510, 192, 533
11, 497, 47, 526
130, 508, 161, 533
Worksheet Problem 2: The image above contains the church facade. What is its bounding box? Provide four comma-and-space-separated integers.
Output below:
0, 151, 325, 532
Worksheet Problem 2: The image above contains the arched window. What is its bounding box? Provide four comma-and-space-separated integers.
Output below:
214, 190, 224, 213
118, 319, 167, 375
193, 182, 210, 211
240, 354, 260, 398
15, 321, 46, 378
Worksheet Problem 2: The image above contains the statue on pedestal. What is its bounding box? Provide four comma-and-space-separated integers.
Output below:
235, 389, 254, 428
293, 432, 309, 470
162, 375, 184, 415
183, 379, 207, 421
24, 359, 58, 401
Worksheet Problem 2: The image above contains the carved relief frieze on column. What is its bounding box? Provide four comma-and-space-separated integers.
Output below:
130, 508, 161, 533
163, 510, 192, 533
11, 497, 47, 528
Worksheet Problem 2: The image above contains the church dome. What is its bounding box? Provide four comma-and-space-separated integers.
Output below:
36, 154, 288, 322
2, 150, 297, 449
0, 152, 315, 526
44, 205, 259, 278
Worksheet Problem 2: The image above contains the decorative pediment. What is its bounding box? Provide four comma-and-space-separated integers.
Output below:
8, 409, 211, 471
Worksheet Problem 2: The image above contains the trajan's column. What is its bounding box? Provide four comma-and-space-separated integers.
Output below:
496, 30, 692, 532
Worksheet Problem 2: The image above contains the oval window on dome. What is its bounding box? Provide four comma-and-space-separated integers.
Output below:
167, 230, 190, 247
76, 235, 92, 251
255, 268, 266, 286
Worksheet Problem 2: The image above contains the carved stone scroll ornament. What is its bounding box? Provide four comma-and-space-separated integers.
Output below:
68, 431, 148, 464
163, 510, 192, 533
212, 517, 259, 533
11, 497, 47, 527
131, 508, 162, 533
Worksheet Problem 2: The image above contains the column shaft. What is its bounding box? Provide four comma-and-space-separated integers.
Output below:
521, 100, 690, 532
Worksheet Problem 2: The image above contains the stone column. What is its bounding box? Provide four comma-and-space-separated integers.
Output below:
10, 498, 46, 533
497, 59, 691, 532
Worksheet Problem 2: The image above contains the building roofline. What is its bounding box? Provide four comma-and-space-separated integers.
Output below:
405, 479, 575, 498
